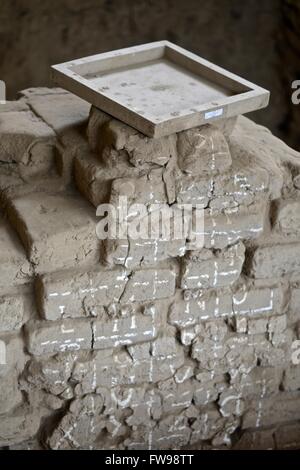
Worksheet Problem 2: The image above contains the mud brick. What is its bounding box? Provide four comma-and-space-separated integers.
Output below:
121, 387, 162, 428
232, 286, 283, 317
181, 242, 245, 290
105, 236, 186, 269
0, 219, 32, 291
73, 336, 184, 393
242, 392, 300, 429
87, 106, 111, 153
253, 334, 290, 368
37, 268, 128, 320
246, 318, 269, 335
150, 414, 191, 450
118, 170, 167, 206
192, 331, 288, 375
174, 364, 195, 384
25, 319, 92, 356
175, 152, 268, 209
191, 334, 257, 375
158, 378, 194, 414
25, 355, 75, 396
190, 407, 237, 444
26, 90, 91, 183
177, 125, 232, 175
275, 423, 300, 450
282, 366, 300, 391
194, 372, 227, 406
268, 315, 287, 335
169, 286, 282, 329
175, 175, 210, 206
8, 192, 100, 274
74, 151, 143, 208
274, 199, 300, 235
230, 367, 282, 398
89, 109, 177, 168
229, 116, 288, 200
27, 90, 90, 144
169, 290, 233, 328
92, 312, 158, 350
0, 407, 42, 447
47, 394, 108, 450
218, 388, 246, 418
0, 99, 29, 113
249, 243, 300, 278
189, 202, 266, 250
0, 370, 23, 414
121, 269, 176, 303
0, 294, 25, 332
289, 287, 300, 323
235, 314, 287, 336
0, 110, 56, 178
212, 162, 268, 207
234, 429, 275, 450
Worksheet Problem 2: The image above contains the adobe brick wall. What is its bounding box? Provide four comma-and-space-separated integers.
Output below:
0, 88, 300, 449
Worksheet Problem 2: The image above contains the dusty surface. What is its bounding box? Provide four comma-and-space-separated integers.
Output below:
0, 88, 300, 450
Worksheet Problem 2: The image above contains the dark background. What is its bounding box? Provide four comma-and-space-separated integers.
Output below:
0, 0, 299, 149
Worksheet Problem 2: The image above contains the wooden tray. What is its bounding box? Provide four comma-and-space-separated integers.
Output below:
51, 41, 270, 138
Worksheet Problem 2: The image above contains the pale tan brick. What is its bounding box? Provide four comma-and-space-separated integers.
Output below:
121, 269, 176, 303
234, 429, 275, 450
181, 242, 245, 290
275, 423, 300, 450
242, 392, 300, 429
289, 287, 300, 323
0, 371, 23, 414
192, 331, 288, 375
175, 151, 268, 209
88, 108, 177, 168
229, 116, 287, 200
72, 335, 184, 393
190, 203, 266, 250
0, 110, 56, 178
282, 366, 300, 391
37, 268, 128, 320
74, 151, 142, 207
249, 243, 300, 278
27, 91, 90, 140
0, 219, 31, 291
25, 319, 92, 356
177, 125, 232, 175
92, 312, 158, 350
275, 199, 300, 235
8, 192, 100, 274
0, 294, 25, 332
169, 286, 283, 329
230, 367, 282, 398
0, 407, 42, 447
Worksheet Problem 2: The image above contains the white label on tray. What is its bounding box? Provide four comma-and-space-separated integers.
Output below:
205, 108, 224, 120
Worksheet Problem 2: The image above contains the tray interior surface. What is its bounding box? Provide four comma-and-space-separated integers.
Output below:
76, 57, 235, 122
52, 41, 269, 137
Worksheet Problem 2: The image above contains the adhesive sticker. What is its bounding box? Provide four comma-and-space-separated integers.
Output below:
205, 108, 224, 120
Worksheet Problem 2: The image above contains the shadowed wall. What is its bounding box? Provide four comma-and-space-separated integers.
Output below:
0, 0, 299, 149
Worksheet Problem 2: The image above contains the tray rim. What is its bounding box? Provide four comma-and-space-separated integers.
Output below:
51, 40, 270, 138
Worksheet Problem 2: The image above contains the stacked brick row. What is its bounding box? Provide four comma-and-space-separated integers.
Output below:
0, 88, 300, 449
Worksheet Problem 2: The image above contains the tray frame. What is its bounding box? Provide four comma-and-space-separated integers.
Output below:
51, 41, 270, 138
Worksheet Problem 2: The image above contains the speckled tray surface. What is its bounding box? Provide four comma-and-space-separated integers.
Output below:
51, 41, 270, 138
